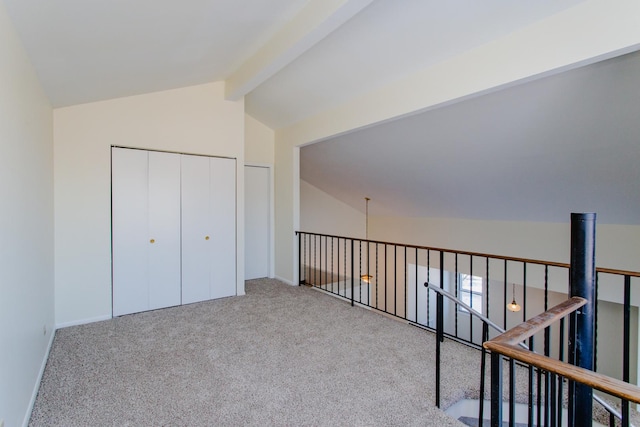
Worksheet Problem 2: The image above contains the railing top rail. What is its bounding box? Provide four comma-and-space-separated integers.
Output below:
484, 297, 640, 404
296, 231, 640, 278
493, 297, 587, 346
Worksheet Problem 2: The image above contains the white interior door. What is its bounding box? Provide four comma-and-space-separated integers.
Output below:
181, 155, 236, 304
112, 148, 181, 316
244, 165, 270, 280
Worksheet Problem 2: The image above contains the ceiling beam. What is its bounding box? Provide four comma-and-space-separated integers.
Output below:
277, 0, 640, 145
224, 0, 373, 101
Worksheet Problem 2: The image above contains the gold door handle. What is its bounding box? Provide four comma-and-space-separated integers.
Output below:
150, 239, 155, 244
205, 236, 210, 240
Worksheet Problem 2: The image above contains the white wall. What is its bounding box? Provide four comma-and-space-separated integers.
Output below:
369, 216, 640, 271
300, 180, 365, 238
370, 216, 640, 302
54, 82, 245, 327
0, 2, 54, 426
245, 114, 274, 164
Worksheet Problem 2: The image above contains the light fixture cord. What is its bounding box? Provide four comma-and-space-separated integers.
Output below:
365, 197, 370, 240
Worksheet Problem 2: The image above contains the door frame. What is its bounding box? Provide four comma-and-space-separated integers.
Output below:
244, 163, 275, 279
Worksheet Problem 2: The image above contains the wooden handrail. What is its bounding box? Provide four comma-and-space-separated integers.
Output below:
296, 231, 640, 278
491, 297, 586, 346
484, 297, 640, 404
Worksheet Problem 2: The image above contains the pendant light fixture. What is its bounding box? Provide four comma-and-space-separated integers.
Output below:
360, 197, 373, 284
507, 282, 521, 312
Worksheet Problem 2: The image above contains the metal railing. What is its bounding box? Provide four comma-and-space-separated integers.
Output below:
485, 297, 640, 427
429, 284, 629, 427
296, 230, 640, 426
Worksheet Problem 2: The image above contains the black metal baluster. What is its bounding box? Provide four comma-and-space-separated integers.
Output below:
528, 336, 534, 427
359, 240, 362, 302
522, 263, 527, 321
394, 245, 397, 316
509, 357, 515, 427
297, 233, 301, 285
557, 318, 564, 427
439, 251, 444, 343
404, 246, 407, 320
490, 352, 504, 427
504, 260, 508, 330
384, 244, 388, 313
544, 266, 550, 427
470, 255, 474, 344
303, 233, 307, 285
623, 275, 631, 427
486, 257, 490, 335
415, 248, 418, 323
427, 250, 430, 327
375, 243, 379, 308
350, 239, 354, 306
343, 238, 347, 297
523, 263, 534, 427
331, 237, 336, 293
324, 235, 328, 290
319, 235, 322, 288
359, 240, 363, 303
550, 372, 557, 427
455, 254, 458, 337
366, 240, 371, 305
479, 322, 488, 424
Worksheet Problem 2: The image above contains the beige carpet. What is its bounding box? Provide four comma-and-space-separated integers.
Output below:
29, 279, 496, 426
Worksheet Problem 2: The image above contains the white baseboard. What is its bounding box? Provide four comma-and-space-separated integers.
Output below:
22, 328, 56, 427
55, 314, 112, 330
274, 275, 294, 286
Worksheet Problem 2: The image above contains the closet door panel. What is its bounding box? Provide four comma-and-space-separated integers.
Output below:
209, 157, 236, 299
148, 151, 182, 310
181, 155, 212, 304
112, 148, 149, 316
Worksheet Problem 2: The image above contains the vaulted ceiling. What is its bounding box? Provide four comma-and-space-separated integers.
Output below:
5, 0, 584, 124
4, 0, 638, 225
301, 51, 640, 225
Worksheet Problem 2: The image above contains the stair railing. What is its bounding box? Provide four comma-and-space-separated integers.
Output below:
485, 296, 640, 427
424, 282, 634, 427
426, 283, 525, 423
427, 283, 629, 427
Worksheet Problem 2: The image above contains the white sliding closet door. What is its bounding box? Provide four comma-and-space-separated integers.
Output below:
112, 148, 181, 316
181, 155, 236, 304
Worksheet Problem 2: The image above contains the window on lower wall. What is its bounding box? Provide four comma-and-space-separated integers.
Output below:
459, 273, 483, 315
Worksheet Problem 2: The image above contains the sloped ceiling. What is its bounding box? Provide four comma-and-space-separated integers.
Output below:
3, 0, 637, 225
5, 0, 583, 117
301, 51, 640, 225
245, 0, 585, 128
2, 0, 310, 106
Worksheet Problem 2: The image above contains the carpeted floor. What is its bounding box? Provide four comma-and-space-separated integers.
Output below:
29, 279, 495, 426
